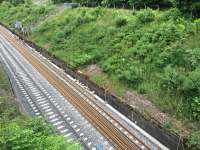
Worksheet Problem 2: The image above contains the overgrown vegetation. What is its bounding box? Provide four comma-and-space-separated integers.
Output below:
0, 64, 82, 149
0, 0, 55, 28
53, 0, 200, 18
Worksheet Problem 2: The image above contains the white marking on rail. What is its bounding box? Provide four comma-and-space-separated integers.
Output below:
42, 103, 50, 109
38, 101, 47, 105
36, 98, 46, 102
58, 108, 63, 111
124, 131, 128, 135
76, 128, 80, 132
50, 118, 59, 122
30, 104, 35, 108
36, 95, 44, 99
72, 125, 77, 128
41, 104, 49, 108
114, 123, 118, 127
83, 137, 88, 141
32, 107, 37, 110
44, 108, 52, 112
46, 111, 54, 116
53, 121, 63, 126
87, 142, 92, 146
69, 121, 74, 124
49, 114, 57, 119
80, 133, 84, 136
66, 117, 71, 121
129, 135, 133, 139
57, 125, 65, 130
34, 93, 41, 97
33, 109, 39, 113
61, 129, 68, 133
35, 112, 40, 116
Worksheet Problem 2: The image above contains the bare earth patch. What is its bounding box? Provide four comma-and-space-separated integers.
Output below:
85, 64, 103, 76
125, 91, 169, 125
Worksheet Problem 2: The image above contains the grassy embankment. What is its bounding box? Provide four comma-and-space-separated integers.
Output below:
0, 1, 55, 28
0, 1, 200, 149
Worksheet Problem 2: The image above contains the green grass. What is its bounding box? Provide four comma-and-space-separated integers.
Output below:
91, 73, 127, 98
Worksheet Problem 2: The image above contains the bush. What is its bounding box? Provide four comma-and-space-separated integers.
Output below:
182, 68, 200, 98
159, 65, 184, 92
136, 9, 155, 24
0, 120, 81, 150
191, 97, 200, 121
187, 132, 200, 150
115, 17, 127, 27
159, 8, 182, 22
194, 18, 200, 33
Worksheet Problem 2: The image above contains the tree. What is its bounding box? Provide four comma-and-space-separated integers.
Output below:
171, 0, 200, 18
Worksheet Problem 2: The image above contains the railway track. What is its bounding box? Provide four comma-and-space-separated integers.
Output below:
0, 39, 95, 149
0, 26, 169, 150
0, 36, 112, 149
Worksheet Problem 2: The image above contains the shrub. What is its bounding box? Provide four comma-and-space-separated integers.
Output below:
117, 65, 144, 87
159, 65, 184, 92
182, 68, 200, 98
151, 23, 182, 44
187, 132, 200, 150
115, 17, 127, 27
159, 8, 182, 22
0, 120, 81, 150
194, 18, 200, 33
191, 97, 200, 121
136, 8, 155, 24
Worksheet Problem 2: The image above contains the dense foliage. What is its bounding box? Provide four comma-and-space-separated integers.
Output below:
52, 0, 200, 17
0, 0, 25, 5
0, 119, 82, 150
0, 1, 55, 27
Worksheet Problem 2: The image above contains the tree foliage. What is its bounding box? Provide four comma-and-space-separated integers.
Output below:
0, 119, 81, 150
